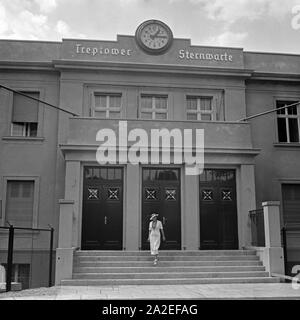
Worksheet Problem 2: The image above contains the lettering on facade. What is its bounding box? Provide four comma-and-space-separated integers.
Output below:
75, 43, 132, 56
178, 49, 233, 62
74, 43, 235, 63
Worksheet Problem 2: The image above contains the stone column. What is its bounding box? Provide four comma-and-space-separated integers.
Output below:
239, 164, 256, 248
55, 200, 75, 285
262, 201, 285, 275
64, 160, 81, 248
183, 172, 199, 250
125, 164, 140, 250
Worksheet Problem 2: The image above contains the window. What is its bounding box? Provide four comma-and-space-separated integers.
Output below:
140, 95, 168, 120
1, 264, 30, 290
277, 100, 300, 143
282, 184, 300, 224
93, 94, 122, 118
5, 181, 34, 227
186, 96, 215, 121
11, 92, 39, 137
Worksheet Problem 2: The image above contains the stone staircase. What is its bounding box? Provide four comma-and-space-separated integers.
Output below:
60, 250, 280, 286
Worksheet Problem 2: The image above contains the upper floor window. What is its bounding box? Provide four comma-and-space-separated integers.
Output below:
140, 95, 168, 120
5, 181, 34, 228
93, 93, 122, 118
186, 96, 215, 121
277, 100, 300, 143
11, 92, 39, 137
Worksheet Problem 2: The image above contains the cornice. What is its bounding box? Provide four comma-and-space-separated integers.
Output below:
0, 60, 57, 72
53, 59, 253, 78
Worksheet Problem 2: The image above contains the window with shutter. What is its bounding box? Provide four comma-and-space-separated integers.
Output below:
5, 181, 34, 227
282, 184, 300, 225
11, 92, 39, 137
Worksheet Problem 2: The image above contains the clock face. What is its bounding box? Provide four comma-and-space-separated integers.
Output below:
135, 20, 173, 54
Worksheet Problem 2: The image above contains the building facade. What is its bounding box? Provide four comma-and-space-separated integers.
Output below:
0, 20, 299, 286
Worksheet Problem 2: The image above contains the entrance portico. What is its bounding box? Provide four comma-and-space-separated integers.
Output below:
57, 151, 258, 251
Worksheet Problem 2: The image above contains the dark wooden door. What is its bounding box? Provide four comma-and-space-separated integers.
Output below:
142, 168, 181, 250
81, 167, 123, 250
199, 169, 238, 250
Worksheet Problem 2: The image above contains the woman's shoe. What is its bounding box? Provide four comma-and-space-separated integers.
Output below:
153, 259, 157, 265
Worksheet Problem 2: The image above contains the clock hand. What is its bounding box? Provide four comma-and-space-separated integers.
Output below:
150, 29, 160, 40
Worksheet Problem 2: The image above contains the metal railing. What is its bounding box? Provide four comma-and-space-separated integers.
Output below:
249, 209, 265, 247
0, 224, 54, 292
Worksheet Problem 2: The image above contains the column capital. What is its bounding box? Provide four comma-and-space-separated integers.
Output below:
262, 201, 280, 207
59, 199, 75, 205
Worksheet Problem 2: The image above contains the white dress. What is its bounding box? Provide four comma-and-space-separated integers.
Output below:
149, 220, 163, 255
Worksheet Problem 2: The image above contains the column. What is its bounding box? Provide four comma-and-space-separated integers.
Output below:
125, 164, 140, 250
55, 200, 74, 285
64, 160, 81, 247
262, 201, 285, 274
55, 160, 80, 285
183, 172, 199, 250
239, 164, 256, 248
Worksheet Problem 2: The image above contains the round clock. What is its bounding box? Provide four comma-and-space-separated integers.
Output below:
135, 20, 173, 54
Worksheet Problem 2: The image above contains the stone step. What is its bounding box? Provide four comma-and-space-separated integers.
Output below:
61, 277, 280, 286
74, 255, 259, 262
74, 250, 256, 257
72, 271, 269, 279
74, 260, 263, 268
74, 266, 266, 273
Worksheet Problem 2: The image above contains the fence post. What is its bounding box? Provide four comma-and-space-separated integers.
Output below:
48, 227, 54, 287
6, 225, 14, 292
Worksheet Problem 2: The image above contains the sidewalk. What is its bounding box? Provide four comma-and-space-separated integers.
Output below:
0, 283, 300, 300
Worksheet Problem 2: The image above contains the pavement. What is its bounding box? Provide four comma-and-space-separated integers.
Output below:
1, 283, 300, 300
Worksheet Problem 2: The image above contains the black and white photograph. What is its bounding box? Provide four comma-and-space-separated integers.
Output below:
0, 0, 300, 309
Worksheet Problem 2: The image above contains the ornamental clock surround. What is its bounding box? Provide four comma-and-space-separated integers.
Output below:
135, 20, 174, 54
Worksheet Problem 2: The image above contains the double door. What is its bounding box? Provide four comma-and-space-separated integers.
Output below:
200, 169, 238, 250
141, 168, 181, 250
81, 166, 123, 250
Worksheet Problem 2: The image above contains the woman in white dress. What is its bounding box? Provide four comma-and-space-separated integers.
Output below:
147, 213, 166, 265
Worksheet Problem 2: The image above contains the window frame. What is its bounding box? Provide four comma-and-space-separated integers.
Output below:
1, 176, 40, 228
91, 92, 123, 119
275, 98, 300, 143
139, 94, 169, 120
186, 95, 216, 121
8, 88, 44, 138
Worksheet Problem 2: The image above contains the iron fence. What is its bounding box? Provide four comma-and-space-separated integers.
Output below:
0, 224, 54, 292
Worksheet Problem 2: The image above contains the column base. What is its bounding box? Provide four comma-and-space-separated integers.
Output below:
55, 247, 75, 285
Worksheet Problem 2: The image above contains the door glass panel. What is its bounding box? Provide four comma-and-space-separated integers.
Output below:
143, 169, 150, 181
115, 168, 122, 180
107, 168, 115, 180
100, 168, 107, 180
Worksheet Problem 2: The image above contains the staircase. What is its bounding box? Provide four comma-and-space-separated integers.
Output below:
60, 250, 280, 286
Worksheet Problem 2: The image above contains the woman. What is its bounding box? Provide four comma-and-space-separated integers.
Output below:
147, 213, 166, 265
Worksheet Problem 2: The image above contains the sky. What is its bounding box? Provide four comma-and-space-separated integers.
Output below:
0, 0, 300, 54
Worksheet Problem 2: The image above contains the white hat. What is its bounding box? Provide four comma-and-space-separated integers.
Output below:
150, 213, 159, 221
